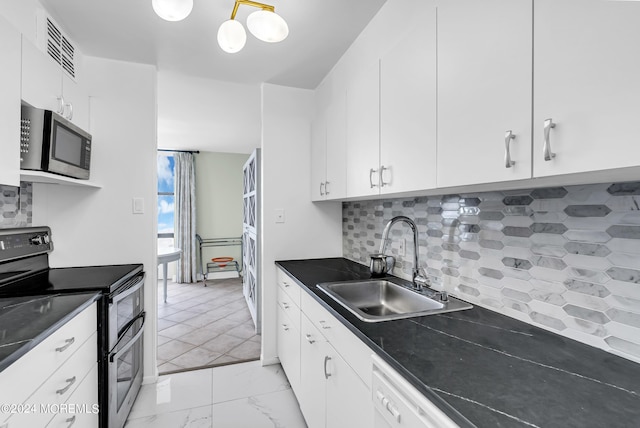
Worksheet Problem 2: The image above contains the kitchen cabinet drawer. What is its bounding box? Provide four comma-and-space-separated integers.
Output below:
46, 365, 99, 428
6, 331, 96, 428
277, 285, 300, 332
276, 269, 300, 306
300, 291, 372, 388
0, 303, 97, 410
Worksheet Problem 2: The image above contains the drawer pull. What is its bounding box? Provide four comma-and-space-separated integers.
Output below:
66, 415, 77, 427
56, 376, 77, 395
324, 356, 332, 379
283, 281, 290, 288
55, 337, 75, 352
283, 302, 290, 309
319, 320, 331, 329
282, 324, 289, 331
305, 334, 315, 344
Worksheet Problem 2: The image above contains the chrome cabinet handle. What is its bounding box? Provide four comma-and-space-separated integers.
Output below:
282, 302, 290, 309
369, 168, 378, 188
325, 181, 330, 195
319, 320, 330, 329
56, 376, 77, 395
324, 356, 332, 379
283, 281, 290, 288
66, 415, 76, 427
281, 324, 289, 331
504, 130, 516, 168
319, 182, 325, 196
543, 118, 556, 161
305, 334, 315, 344
380, 165, 390, 187
55, 337, 75, 352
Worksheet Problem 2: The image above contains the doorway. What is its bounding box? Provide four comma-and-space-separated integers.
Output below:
156, 151, 258, 374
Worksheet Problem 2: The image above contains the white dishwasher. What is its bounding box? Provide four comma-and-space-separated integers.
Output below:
372, 354, 460, 428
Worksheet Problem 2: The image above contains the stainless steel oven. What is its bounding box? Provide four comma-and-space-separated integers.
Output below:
106, 273, 145, 428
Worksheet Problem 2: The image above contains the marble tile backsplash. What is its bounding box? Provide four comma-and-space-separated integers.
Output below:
0, 183, 32, 229
343, 182, 640, 363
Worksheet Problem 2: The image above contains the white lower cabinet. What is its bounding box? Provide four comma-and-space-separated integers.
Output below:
0, 303, 98, 428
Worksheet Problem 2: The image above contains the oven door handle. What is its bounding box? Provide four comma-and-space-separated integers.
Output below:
109, 311, 146, 362
110, 272, 146, 305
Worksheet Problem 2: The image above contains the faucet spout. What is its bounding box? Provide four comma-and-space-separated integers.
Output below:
379, 216, 427, 288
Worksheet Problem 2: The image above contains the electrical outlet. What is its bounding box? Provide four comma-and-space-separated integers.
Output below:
398, 238, 406, 256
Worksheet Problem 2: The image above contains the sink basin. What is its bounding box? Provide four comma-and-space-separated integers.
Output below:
317, 278, 472, 322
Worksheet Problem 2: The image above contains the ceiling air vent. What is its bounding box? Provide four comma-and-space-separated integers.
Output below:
36, 10, 79, 81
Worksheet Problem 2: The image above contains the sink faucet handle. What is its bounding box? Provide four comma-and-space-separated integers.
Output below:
413, 268, 430, 290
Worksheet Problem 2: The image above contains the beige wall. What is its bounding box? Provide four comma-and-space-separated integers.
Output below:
195, 152, 250, 267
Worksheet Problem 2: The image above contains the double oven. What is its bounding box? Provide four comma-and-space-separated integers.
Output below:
0, 227, 145, 428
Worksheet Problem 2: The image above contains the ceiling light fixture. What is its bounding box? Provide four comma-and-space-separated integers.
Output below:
152, 0, 194, 21
217, 0, 289, 54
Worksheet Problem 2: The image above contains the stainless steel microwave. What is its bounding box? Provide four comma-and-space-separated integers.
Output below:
20, 105, 92, 180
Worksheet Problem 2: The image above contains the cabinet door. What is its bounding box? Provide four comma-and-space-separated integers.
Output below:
311, 112, 327, 201
379, 2, 437, 194
325, 344, 374, 428
277, 305, 301, 393
437, 0, 533, 187
346, 61, 380, 198
325, 91, 347, 200
299, 316, 327, 428
533, 0, 640, 177
0, 15, 21, 187
21, 36, 63, 113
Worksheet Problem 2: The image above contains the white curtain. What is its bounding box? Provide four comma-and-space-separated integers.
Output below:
174, 152, 197, 283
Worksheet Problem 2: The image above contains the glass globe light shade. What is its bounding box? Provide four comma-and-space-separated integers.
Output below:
217, 20, 247, 53
246, 10, 289, 43
152, 0, 193, 21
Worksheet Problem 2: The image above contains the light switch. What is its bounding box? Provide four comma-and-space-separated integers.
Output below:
275, 209, 285, 223
132, 197, 144, 214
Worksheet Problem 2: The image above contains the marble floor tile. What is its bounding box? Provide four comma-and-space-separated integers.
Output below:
128, 369, 213, 419
170, 347, 222, 368
211, 389, 306, 428
126, 405, 212, 428
211, 360, 290, 404
126, 363, 305, 428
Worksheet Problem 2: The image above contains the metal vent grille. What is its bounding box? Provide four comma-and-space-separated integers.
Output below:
45, 17, 76, 79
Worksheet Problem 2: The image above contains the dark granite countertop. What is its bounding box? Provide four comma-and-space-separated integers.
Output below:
276, 258, 640, 428
0, 292, 100, 373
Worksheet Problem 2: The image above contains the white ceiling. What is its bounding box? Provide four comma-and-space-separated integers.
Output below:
39, 0, 387, 90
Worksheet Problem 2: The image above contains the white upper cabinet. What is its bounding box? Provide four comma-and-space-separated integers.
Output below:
325, 93, 347, 200
0, 15, 21, 187
311, 111, 328, 202
311, 91, 347, 202
346, 60, 381, 198
21, 36, 89, 131
380, 3, 437, 194
533, 0, 640, 178
437, 0, 533, 188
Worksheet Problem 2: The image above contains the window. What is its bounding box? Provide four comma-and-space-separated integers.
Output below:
157, 153, 175, 245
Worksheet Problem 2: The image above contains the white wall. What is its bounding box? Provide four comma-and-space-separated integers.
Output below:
260, 83, 343, 363
157, 70, 261, 154
32, 56, 159, 381
195, 151, 249, 269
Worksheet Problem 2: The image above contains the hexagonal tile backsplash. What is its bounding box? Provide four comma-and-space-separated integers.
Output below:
0, 183, 32, 229
343, 182, 640, 363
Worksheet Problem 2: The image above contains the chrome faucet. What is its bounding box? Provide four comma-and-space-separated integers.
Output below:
379, 216, 430, 290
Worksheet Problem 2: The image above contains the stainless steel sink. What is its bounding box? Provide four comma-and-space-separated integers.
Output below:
317, 278, 472, 322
